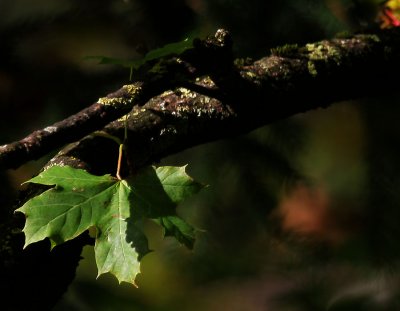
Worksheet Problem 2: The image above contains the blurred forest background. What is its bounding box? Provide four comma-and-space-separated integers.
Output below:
2, 0, 400, 310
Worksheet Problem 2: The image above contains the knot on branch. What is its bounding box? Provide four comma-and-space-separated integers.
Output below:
187, 29, 234, 75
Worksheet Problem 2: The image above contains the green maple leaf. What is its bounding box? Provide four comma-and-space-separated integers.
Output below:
16, 165, 203, 285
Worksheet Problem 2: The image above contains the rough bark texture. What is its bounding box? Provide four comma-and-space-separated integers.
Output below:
49, 28, 400, 174
1, 27, 400, 309
2, 28, 400, 171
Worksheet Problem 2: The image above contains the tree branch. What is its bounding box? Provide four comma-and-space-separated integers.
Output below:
0, 29, 232, 170
48, 28, 400, 174
1, 28, 400, 171
0, 83, 143, 169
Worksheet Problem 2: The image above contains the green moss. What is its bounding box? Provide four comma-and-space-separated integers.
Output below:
98, 85, 141, 106
196, 76, 216, 88
308, 61, 318, 77
270, 44, 299, 57
131, 108, 147, 117
122, 84, 142, 97
357, 34, 380, 43
335, 30, 353, 39
160, 90, 174, 97
97, 96, 129, 106
308, 42, 340, 61
305, 41, 342, 76
245, 71, 257, 79
234, 57, 253, 67
117, 114, 130, 122
176, 87, 197, 99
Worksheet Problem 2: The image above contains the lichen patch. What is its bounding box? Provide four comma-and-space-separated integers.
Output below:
98, 96, 134, 106
123, 84, 142, 97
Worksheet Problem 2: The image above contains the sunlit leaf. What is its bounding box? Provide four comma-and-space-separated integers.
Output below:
16, 165, 203, 285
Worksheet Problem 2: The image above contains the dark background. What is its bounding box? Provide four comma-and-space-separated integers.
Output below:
2, 1, 400, 310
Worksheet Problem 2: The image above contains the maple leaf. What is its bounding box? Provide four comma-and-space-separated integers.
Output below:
16, 165, 203, 285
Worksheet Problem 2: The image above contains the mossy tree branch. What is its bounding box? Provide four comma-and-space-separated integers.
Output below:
48, 28, 400, 174
0, 28, 400, 172
2, 28, 400, 171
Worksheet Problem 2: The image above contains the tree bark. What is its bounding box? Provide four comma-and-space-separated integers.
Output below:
1, 28, 400, 171
48, 28, 400, 174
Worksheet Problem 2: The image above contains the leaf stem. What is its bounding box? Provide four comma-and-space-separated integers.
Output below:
116, 116, 129, 180
116, 143, 123, 180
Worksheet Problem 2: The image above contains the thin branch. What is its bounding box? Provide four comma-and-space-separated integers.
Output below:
0, 82, 144, 169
